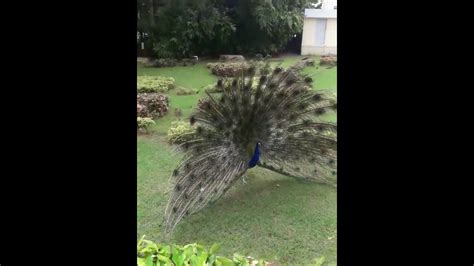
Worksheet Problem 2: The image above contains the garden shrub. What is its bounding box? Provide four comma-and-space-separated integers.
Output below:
319, 56, 337, 66
137, 93, 169, 118
207, 61, 271, 77
219, 54, 245, 62
167, 120, 195, 144
146, 58, 177, 68
137, 103, 148, 117
137, 117, 155, 130
145, 58, 198, 68
207, 62, 251, 77
176, 86, 199, 96
203, 84, 221, 93
137, 236, 269, 266
137, 236, 330, 266
137, 76, 175, 93
291, 59, 316, 71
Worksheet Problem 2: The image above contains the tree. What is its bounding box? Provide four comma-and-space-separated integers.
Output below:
137, 0, 321, 58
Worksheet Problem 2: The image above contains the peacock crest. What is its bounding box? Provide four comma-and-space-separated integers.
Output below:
163, 60, 337, 234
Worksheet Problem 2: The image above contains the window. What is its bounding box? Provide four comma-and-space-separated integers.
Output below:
315, 19, 327, 46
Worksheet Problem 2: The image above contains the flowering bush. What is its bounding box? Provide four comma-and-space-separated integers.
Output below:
137, 93, 169, 118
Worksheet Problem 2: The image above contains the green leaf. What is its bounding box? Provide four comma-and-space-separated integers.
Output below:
157, 254, 172, 266
137, 257, 147, 266
172, 246, 185, 266
209, 243, 221, 255
195, 244, 206, 252
140, 255, 153, 266
233, 253, 249, 266
216, 256, 234, 266
183, 245, 195, 262
207, 254, 217, 265
159, 246, 171, 257
137, 235, 146, 250
190, 251, 208, 266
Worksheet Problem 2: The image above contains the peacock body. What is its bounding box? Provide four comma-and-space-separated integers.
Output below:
163, 61, 337, 234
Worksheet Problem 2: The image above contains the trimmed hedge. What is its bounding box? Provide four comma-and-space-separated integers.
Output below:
167, 120, 195, 144
137, 93, 169, 118
138, 76, 176, 93
145, 58, 198, 68
176, 86, 199, 96
137, 117, 155, 130
319, 56, 337, 66
206, 62, 251, 77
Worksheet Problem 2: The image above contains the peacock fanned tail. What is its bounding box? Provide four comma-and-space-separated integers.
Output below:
163, 61, 337, 234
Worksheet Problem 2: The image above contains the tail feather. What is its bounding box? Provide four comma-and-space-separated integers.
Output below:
163, 58, 337, 234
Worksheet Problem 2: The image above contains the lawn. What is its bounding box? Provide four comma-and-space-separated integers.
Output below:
137, 55, 337, 265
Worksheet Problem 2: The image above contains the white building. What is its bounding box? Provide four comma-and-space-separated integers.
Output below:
301, 0, 337, 55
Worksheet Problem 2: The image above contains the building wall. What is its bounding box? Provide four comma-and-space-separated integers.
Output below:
301, 17, 337, 55
325, 18, 337, 47
301, 18, 317, 46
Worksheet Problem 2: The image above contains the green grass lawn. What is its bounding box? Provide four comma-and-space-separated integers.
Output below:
137, 55, 337, 265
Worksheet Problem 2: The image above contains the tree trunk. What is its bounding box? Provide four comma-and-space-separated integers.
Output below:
148, 0, 155, 27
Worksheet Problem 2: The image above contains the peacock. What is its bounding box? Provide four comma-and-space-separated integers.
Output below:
163, 60, 337, 234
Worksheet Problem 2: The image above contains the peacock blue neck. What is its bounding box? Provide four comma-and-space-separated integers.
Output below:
248, 143, 260, 168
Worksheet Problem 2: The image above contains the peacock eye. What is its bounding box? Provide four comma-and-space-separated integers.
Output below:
315, 108, 326, 115
312, 94, 322, 101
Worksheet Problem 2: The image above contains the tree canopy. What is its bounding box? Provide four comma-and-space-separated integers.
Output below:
137, 0, 320, 58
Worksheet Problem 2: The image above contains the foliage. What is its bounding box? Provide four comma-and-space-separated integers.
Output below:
219, 55, 246, 62
146, 58, 198, 68
167, 120, 195, 144
138, 0, 320, 58
137, 93, 170, 118
137, 117, 156, 130
203, 84, 221, 93
151, 1, 236, 59
138, 76, 176, 93
176, 86, 199, 96
137, 236, 269, 266
137, 236, 334, 265
232, 0, 305, 54
320, 56, 337, 66
206, 60, 271, 77
207, 62, 251, 77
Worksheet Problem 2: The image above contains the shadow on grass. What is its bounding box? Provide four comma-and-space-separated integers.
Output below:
156, 170, 336, 264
